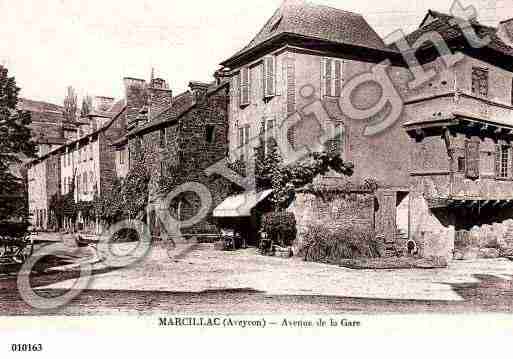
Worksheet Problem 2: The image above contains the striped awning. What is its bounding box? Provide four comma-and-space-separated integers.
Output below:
213, 190, 273, 218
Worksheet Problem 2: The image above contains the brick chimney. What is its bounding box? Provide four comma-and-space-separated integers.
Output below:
189, 81, 210, 105
124, 77, 148, 131
498, 18, 513, 47
148, 78, 172, 120
214, 68, 230, 86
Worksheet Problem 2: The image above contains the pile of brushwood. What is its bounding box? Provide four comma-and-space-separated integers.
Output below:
301, 225, 382, 264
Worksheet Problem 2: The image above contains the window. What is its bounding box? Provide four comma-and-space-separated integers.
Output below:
90, 172, 94, 194
457, 156, 466, 173
238, 125, 250, 161
495, 144, 511, 179
263, 56, 275, 98
83, 173, 88, 194
239, 67, 250, 106
321, 58, 343, 98
465, 139, 480, 179
269, 16, 282, 33
325, 123, 345, 156
159, 129, 166, 148
261, 118, 276, 155
472, 67, 489, 97
205, 125, 216, 144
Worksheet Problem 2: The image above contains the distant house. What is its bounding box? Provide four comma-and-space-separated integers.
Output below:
27, 94, 127, 232
17, 98, 75, 157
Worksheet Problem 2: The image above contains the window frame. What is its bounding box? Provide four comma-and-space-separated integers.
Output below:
471, 66, 489, 98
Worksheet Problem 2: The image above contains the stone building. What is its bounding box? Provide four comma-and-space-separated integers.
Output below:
216, 0, 513, 259
216, 0, 412, 252
400, 11, 513, 258
124, 76, 232, 239
27, 93, 127, 232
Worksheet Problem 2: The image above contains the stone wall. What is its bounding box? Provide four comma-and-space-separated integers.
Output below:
289, 186, 375, 252
128, 83, 232, 236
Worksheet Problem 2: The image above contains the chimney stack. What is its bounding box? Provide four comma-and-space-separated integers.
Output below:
189, 81, 210, 105
124, 77, 148, 131
148, 77, 172, 120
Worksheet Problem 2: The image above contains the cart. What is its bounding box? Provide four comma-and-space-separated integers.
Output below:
0, 221, 34, 268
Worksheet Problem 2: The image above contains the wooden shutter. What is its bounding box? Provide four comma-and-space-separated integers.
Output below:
321, 58, 326, 98
335, 60, 342, 97
263, 56, 275, 98
240, 67, 250, 106
238, 127, 244, 148
495, 144, 501, 178
286, 57, 296, 115
325, 58, 332, 97
465, 139, 480, 179
244, 126, 250, 145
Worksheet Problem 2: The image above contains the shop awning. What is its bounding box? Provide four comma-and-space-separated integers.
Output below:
213, 190, 273, 218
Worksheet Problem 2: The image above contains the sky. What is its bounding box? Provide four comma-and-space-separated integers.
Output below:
1, 0, 511, 106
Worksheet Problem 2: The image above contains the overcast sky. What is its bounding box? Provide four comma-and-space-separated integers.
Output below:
1, 0, 511, 106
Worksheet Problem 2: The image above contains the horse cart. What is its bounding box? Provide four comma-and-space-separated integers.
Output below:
0, 221, 34, 270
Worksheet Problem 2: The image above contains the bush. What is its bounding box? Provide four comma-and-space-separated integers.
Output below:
301, 225, 380, 264
261, 212, 297, 247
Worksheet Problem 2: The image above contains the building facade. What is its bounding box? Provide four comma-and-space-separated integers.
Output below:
218, 1, 513, 259
27, 92, 127, 232
124, 76, 232, 239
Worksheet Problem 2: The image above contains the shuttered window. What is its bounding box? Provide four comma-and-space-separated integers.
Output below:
471, 67, 489, 98
261, 118, 276, 156
263, 56, 275, 98
238, 125, 250, 162
321, 58, 344, 98
465, 139, 480, 179
239, 67, 250, 106
286, 58, 295, 115
511, 78, 513, 105
495, 143, 511, 179
325, 124, 344, 157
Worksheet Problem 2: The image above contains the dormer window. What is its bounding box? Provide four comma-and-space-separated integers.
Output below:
269, 16, 282, 33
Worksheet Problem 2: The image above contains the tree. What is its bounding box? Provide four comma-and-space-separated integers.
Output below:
63, 86, 78, 122
0, 65, 37, 222
253, 138, 354, 210
80, 95, 93, 118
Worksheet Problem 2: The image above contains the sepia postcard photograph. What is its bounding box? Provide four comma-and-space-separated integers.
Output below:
1, 0, 513, 356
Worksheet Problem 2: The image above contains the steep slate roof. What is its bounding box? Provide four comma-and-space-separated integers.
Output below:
221, 0, 387, 66
389, 10, 513, 58
17, 97, 70, 146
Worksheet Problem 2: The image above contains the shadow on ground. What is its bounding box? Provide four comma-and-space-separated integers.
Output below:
1, 272, 513, 316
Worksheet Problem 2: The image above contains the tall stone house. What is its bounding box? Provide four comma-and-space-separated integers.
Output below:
123, 76, 232, 239
216, 0, 513, 259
